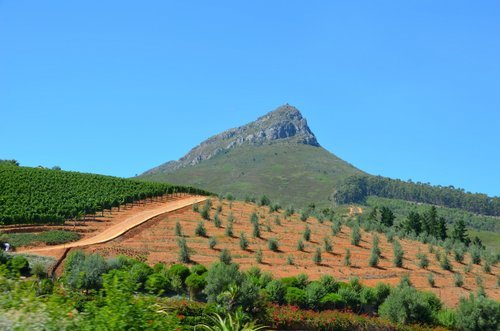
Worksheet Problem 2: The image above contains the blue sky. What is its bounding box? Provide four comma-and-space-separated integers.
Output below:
1, 1, 499, 196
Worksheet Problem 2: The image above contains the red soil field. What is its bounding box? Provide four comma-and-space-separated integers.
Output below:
79, 199, 498, 308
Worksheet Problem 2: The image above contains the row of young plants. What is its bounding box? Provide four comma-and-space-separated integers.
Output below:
1, 246, 499, 330
0, 163, 211, 225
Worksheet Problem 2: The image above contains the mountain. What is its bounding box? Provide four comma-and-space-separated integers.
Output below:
139, 105, 363, 207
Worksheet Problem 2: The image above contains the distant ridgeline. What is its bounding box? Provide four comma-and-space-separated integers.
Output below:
334, 175, 500, 217
0, 163, 211, 225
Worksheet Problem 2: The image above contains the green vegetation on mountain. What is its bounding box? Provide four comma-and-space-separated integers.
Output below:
335, 174, 500, 216
0, 163, 210, 225
141, 143, 361, 208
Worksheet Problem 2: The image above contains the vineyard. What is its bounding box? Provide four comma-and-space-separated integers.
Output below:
0, 163, 211, 225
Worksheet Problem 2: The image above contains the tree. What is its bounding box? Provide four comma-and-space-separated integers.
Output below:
268, 238, 279, 252
255, 248, 263, 264
351, 226, 361, 246
185, 273, 207, 299
208, 236, 217, 249
451, 219, 470, 245
296, 239, 305, 251
174, 221, 182, 237
214, 213, 222, 228
344, 248, 352, 266
219, 249, 232, 265
239, 232, 249, 250
313, 248, 322, 265
436, 217, 447, 240
393, 240, 404, 268
177, 238, 190, 263
455, 294, 500, 331
252, 222, 260, 238
369, 246, 380, 268
404, 211, 421, 235
195, 221, 207, 237
323, 237, 332, 253
380, 206, 395, 227
417, 252, 429, 269
303, 225, 311, 241
266, 280, 286, 304
225, 222, 233, 237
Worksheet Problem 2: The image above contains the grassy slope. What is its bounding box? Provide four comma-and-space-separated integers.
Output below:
140, 144, 363, 208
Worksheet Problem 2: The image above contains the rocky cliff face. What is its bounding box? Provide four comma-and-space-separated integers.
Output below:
143, 104, 320, 175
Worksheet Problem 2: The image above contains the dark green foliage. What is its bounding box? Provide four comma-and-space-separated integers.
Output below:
305, 281, 327, 310
453, 246, 465, 263
300, 210, 308, 222
285, 287, 306, 308
334, 174, 500, 216
379, 206, 395, 227
453, 273, 464, 287
8, 255, 30, 276
417, 252, 429, 269
64, 250, 109, 292
267, 238, 279, 252
258, 195, 271, 207
351, 226, 361, 246
403, 211, 422, 235
225, 222, 233, 237
185, 273, 207, 299
454, 294, 500, 331
145, 272, 169, 295
266, 280, 286, 304
219, 248, 232, 264
303, 225, 311, 241
269, 203, 281, 213
427, 273, 435, 287
369, 247, 380, 267
313, 248, 322, 265
177, 238, 190, 263
378, 284, 441, 325
471, 246, 482, 264
0, 163, 210, 225
286, 255, 294, 265
250, 212, 258, 224
331, 218, 342, 236
195, 221, 207, 237
239, 232, 249, 250
451, 218, 470, 245
319, 275, 339, 293
320, 293, 346, 310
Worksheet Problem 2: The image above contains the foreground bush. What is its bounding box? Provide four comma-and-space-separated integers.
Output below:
454, 294, 500, 331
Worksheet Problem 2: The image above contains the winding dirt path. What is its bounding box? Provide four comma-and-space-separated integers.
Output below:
20, 196, 207, 256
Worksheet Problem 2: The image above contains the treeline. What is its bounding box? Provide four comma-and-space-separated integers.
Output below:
334, 175, 500, 216
0, 164, 211, 225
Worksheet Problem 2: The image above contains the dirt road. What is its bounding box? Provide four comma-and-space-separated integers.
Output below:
21, 196, 207, 255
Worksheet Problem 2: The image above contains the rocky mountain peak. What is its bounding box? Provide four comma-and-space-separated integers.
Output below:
143, 104, 320, 174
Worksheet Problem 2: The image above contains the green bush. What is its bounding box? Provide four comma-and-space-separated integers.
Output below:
168, 264, 191, 284
252, 222, 260, 238
213, 214, 222, 228
427, 273, 435, 287
296, 239, 305, 251
378, 285, 439, 325
303, 225, 311, 241
344, 248, 351, 266
313, 248, 322, 265
392, 240, 404, 268
174, 222, 182, 237
255, 248, 263, 264
265, 280, 286, 304
267, 238, 279, 252
145, 273, 169, 295
455, 294, 500, 331
440, 253, 452, 271
8, 255, 30, 276
416, 252, 429, 269
225, 222, 233, 237
305, 281, 327, 310
177, 238, 190, 263
208, 236, 217, 249
185, 273, 207, 299
195, 221, 207, 237
239, 232, 249, 250
320, 293, 346, 310
350, 226, 361, 246
453, 273, 464, 287
319, 275, 339, 293
219, 249, 232, 265
285, 287, 306, 308
323, 237, 332, 253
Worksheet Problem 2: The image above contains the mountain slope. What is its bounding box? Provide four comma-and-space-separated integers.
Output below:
139, 105, 363, 206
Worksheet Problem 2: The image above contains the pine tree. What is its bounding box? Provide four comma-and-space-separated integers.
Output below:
219, 248, 232, 264
195, 221, 207, 237
405, 211, 421, 235
177, 238, 190, 263
213, 213, 222, 228
303, 225, 311, 242
174, 221, 182, 237
380, 206, 395, 227
436, 217, 447, 240
393, 240, 404, 267
252, 222, 260, 238
451, 219, 469, 245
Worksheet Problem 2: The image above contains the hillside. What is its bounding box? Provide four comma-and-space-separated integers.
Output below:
81, 197, 499, 308
139, 105, 363, 207
0, 163, 210, 225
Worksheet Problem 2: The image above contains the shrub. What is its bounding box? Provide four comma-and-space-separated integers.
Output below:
145, 273, 169, 295
200, 206, 210, 220
296, 239, 305, 251
319, 275, 339, 293
344, 248, 352, 266
331, 219, 341, 236
437, 309, 457, 329
219, 249, 232, 265
320, 293, 346, 310
64, 251, 109, 291
303, 225, 311, 241
225, 222, 233, 237
296, 273, 310, 289
286, 256, 294, 265
227, 212, 235, 223
208, 236, 217, 249
266, 280, 286, 304
464, 261, 472, 273
192, 203, 199, 212
174, 221, 182, 237
454, 247, 465, 263
416, 252, 429, 269
313, 248, 322, 265
369, 248, 379, 267
255, 248, 263, 264
250, 212, 258, 224
427, 273, 435, 287
351, 226, 361, 246
213, 214, 222, 228
267, 238, 279, 252
185, 273, 207, 299
252, 222, 260, 238
300, 210, 309, 222
274, 215, 281, 225
8, 255, 30, 276
471, 246, 482, 264
440, 253, 452, 271
195, 221, 207, 237
323, 237, 332, 253
372, 234, 381, 256
239, 232, 249, 250
393, 240, 404, 268
378, 285, 437, 325
305, 281, 327, 310
31, 261, 48, 279
177, 238, 190, 263
285, 287, 306, 308
259, 195, 271, 207
454, 273, 464, 287
338, 285, 360, 310
455, 294, 500, 331
129, 262, 153, 290
216, 204, 222, 213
